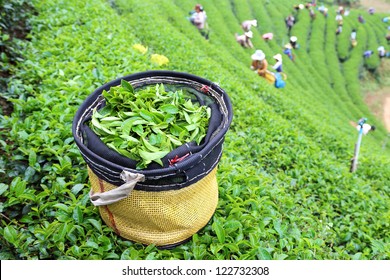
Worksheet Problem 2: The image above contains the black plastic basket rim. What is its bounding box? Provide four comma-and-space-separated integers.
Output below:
72, 70, 233, 180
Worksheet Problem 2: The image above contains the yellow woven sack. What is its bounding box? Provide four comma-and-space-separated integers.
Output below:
265, 71, 276, 84
88, 167, 218, 246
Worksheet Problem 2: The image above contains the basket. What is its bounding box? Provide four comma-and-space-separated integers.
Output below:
72, 70, 233, 247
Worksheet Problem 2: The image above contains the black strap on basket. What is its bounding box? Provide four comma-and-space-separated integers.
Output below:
72, 70, 233, 191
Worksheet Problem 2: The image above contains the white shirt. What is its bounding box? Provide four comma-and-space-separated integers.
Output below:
193, 11, 207, 29
272, 61, 282, 70
356, 124, 372, 135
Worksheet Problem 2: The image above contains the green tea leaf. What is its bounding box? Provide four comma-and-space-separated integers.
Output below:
257, 248, 272, 260
160, 104, 179, 114
0, 183, 8, 196
121, 80, 134, 93
139, 150, 169, 162
4, 226, 18, 243
89, 84, 210, 169
212, 220, 225, 243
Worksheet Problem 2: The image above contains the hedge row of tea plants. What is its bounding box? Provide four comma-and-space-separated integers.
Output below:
0, 0, 389, 260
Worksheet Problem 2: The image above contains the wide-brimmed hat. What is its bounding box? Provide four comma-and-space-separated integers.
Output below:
245, 31, 253, 38
262, 32, 274, 39
273, 53, 282, 61
284, 43, 292, 49
378, 46, 385, 52
251, 50, 265, 61
290, 36, 298, 42
299, 4, 304, 9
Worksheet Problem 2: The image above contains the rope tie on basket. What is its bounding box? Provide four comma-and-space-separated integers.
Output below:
89, 171, 145, 206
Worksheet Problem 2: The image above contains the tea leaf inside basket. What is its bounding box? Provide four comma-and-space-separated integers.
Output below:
89, 81, 210, 169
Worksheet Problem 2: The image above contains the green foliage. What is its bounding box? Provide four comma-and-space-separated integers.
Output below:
89, 82, 210, 168
0, 0, 389, 260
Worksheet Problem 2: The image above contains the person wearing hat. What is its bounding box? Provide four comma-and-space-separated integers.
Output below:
272, 53, 283, 73
250, 50, 268, 77
289, 36, 299, 49
378, 46, 385, 58
350, 29, 358, 47
335, 13, 343, 26
358, 14, 365, 24
309, 8, 316, 21
349, 119, 375, 135
322, 7, 328, 17
285, 14, 295, 34
293, 4, 305, 11
283, 43, 295, 61
363, 50, 374, 58
338, 6, 344, 15
262, 32, 274, 41
336, 25, 343, 35
190, 4, 209, 39
241, 19, 257, 32
235, 30, 254, 48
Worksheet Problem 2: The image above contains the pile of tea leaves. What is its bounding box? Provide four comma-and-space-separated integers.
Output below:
89, 80, 211, 169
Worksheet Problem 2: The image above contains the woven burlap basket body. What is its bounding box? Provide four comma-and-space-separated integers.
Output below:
72, 71, 232, 247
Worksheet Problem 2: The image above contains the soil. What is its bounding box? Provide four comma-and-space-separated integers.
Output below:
0, 96, 13, 116
359, 0, 390, 132
364, 88, 390, 132
359, 0, 390, 11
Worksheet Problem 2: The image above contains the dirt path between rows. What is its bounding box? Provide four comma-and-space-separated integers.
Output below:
360, 0, 390, 11
359, 1, 390, 132
384, 96, 390, 131
365, 88, 390, 132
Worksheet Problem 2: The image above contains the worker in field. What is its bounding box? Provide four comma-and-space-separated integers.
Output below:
323, 7, 328, 17
335, 13, 343, 35
293, 4, 305, 11
290, 36, 299, 49
377, 46, 390, 58
272, 53, 287, 86
235, 31, 254, 48
349, 118, 375, 172
250, 50, 268, 78
309, 8, 316, 21
358, 14, 365, 24
363, 50, 374, 58
386, 33, 390, 44
241, 19, 257, 32
262, 32, 274, 41
350, 29, 357, 47
350, 119, 376, 135
189, 4, 209, 40
368, 7, 375, 15
318, 5, 328, 17
283, 43, 295, 61
378, 46, 386, 58
338, 6, 344, 15
335, 13, 343, 26
285, 14, 295, 34
336, 25, 342, 35
272, 53, 283, 73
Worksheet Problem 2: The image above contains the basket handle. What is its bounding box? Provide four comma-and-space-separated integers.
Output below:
89, 171, 145, 206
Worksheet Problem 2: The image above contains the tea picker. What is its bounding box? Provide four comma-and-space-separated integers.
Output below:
349, 118, 375, 172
